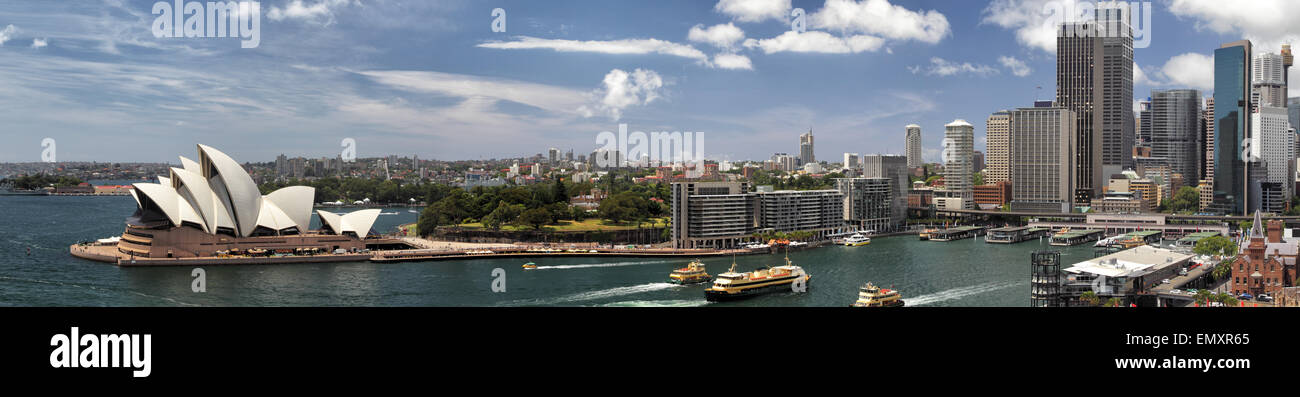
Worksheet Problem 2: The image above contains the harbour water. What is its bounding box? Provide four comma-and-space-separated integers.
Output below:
1, 194, 1099, 307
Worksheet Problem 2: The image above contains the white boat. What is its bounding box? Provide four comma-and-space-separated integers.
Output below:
842, 233, 871, 246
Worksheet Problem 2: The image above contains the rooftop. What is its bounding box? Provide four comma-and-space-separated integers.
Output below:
1065, 246, 1192, 278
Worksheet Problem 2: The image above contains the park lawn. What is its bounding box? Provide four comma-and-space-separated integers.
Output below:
454, 217, 668, 232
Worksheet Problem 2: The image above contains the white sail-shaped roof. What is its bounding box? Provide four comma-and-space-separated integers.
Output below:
169, 167, 217, 234
197, 144, 262, 237
264, 186, 315, 232
125, 145, 316, 237
132, 183, 182, 226
316, 209, 381, 239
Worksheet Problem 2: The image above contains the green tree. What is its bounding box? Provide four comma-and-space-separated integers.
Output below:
482, 202, 524, 231
517, 208, 552, 230
1193, 235, 1235, 257
1104, 297, 1124, 307
552, 178, 569, 204
1080, 291, 1100, 306
1165, 186, 1201, 213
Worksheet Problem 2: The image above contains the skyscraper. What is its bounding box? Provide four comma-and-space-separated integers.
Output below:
1009, 107, 1077, 213
1213, 40, 1253, 215
1149, 89, 1201, 186
1137, 98, 1153, 146
1252, 52, 1287, 109
859, 154, 908, 224
943, 119, 975, 209
986, 111, 1010, 184
1203, 97, 1215, 182
905, 124, 922, 168
799, 130, 815, 166
1255, 106, 1292, 213
1056, 8, 1124, 202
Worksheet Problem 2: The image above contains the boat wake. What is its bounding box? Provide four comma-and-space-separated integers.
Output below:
600, 299, 709, 307
534, 260, 671, 270
507, 282, 678, 306
906, 281, 1022, 306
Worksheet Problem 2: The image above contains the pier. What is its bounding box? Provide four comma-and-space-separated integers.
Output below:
1175, 231, 1222, 248
928, 226, 986, 242
1049, 229, 1104, 246
986, 226, 1050, 244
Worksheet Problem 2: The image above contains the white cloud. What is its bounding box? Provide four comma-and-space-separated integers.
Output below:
31, 38, 47, 49
356, 70, 589, 116
998, 56, 1031, 76
810, 0, 950, 44
579, 69, 665, 121
1150, 52, 1215, 91
743, 30, 884, 54
268, 0, 357, 24
712, 53, 754, 70
980, 0, 1068, 53
478, 36, 708, 62
1169, 0, 1300, 52
714, 0, 792, 23
1133, 61, 1147, 85
688, 23, 746, 50
912, 57, 999, 77
0, 24, 16, 46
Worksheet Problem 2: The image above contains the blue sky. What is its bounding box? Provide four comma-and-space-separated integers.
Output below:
1, 0, 1298, 164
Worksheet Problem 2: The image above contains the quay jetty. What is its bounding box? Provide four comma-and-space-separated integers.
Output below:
370, 245, 754, 263
72, 237, 757, 266
928, 226, 986, 242
986, 226, 1050, 244
1048, 229, 1105, 246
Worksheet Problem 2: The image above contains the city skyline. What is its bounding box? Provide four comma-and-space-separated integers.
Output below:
2, 1, 1300, 164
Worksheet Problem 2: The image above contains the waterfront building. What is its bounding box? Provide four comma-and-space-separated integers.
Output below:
1056, 4, 1133, 201
835, 178, 897, 232
799, 130, 815, 166
986, 111, 1011, 184
1254, 106, 1294, 213
1059, 246, 1193, 306
755, 189, 845, 239
670, 181, 755, 249
1009, 107, 1077, 213
1213, 40, 1253, 215
115, 145, 378, 259
1149, 89, 1202, 185
1230, 212, 1298, 297
908, 187, 934, 208
974, 181, 1012, 208
859, 154, 909, 224
905, 124, 922, 168
943, 119, 975, 209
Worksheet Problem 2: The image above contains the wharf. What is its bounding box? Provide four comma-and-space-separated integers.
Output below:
1048, 229, 1105, 246
986, 226, 1050, 244
928, 226, 986, 242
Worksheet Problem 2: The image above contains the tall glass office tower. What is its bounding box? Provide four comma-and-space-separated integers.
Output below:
1213, 40, 1252, 215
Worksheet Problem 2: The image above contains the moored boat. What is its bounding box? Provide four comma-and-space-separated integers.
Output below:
842, 233, 871, 246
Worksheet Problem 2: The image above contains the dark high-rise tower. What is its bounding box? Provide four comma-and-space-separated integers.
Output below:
1055, 4, 1133, 202
1213, 40, 1253, 215
1149, 89, 1201, 185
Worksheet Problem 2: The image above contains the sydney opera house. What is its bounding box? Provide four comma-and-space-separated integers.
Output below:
106, 144, 384, 260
